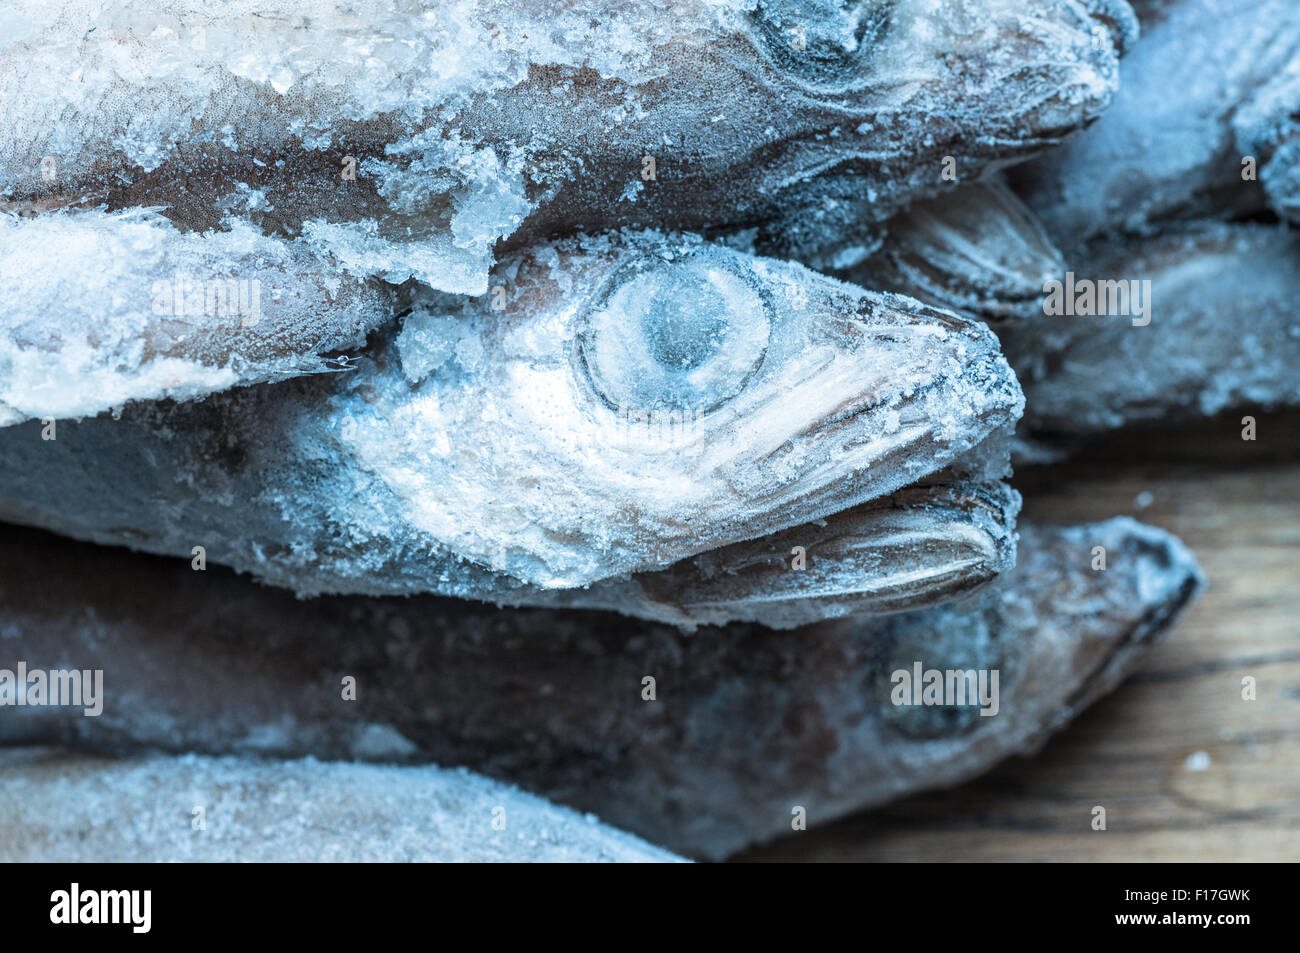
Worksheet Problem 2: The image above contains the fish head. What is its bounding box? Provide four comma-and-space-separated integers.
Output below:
736, 0, 1130, 163
342, 232, 1021, 587
845, 519, 1201, 788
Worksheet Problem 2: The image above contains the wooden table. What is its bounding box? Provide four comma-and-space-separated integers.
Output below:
739, 411, 1300, 861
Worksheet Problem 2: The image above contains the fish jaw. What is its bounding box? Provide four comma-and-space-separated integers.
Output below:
521, 476, 1022, 629
348, 234, 1023, 588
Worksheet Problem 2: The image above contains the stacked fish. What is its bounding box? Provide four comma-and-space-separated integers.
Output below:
0, 0, 1287, 861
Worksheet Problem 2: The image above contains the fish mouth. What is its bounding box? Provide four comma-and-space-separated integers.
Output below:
703, 298, 1023, 541
639, 478, 1022, 629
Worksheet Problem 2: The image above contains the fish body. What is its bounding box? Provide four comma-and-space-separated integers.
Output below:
0, 231, 1022, 590
1, 0, 1126, 292
0, 208, 390, 425
0, 749, 684, 862
0, 518, 1203, 859
1011, 0, 1300, 250
1003, 222, 1300, 436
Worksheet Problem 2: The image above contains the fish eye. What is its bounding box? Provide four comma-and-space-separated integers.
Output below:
577, 255, 772, 417
749, 1, 894, 90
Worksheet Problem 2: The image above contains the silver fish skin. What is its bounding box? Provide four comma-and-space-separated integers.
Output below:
1003, 222, 1300, 437
1009, 0, 1300, 251
844, 179, 1065, 326
0, 209, 391, 426
0, 518, 1203, 859
0, 750, 685, 862
0, 230, 1023, 590
1, 0, 1127, 292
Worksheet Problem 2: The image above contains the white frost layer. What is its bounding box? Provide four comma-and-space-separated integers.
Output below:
1, 1, 1124, 290
1014, 0, 1300, 245
0, 209, 386, 424
0, 750, 685, 863
0, 0, 748, 292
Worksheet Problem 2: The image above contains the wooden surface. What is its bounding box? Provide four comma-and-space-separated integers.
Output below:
738, 410, 1300, 862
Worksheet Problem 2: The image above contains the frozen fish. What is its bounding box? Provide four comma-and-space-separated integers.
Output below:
0, 208, 390, 426
0, 749, 684, 862
0, 231, 1023, 590
1010, 0, 1300, 249
1233, 66, 1300, 224
0, 518, 1203, 859
1, 0, 1127, 292
1003, 222, 1300, 436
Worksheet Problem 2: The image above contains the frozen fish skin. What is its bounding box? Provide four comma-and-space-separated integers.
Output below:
1, 0, 1127, 291
845, 180, 1065, 325
0, 209, 391, 427
1233, 64, 1300, 224
0, 231, 1023, 590
0, 518, 1203, 859
0, 750, 685, 862
1010, 0, 1300, 249
1003, 222, 1300, 437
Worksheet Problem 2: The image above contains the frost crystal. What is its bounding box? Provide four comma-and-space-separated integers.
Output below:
0, 209, 389, 425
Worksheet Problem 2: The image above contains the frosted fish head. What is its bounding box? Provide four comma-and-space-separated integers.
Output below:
364, 235, 1021, 588
743, 0, 1126, 142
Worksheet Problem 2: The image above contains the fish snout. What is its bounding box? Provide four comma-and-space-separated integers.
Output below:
937, 0, 1129, 147
716, 284, 1023, 528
